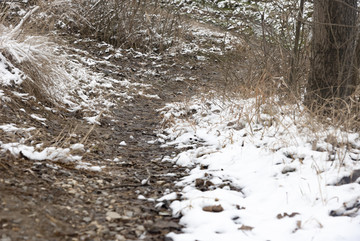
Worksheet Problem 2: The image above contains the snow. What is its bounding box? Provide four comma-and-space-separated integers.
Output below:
71, 143, 85, 151
84, 115, 101, 125
0, 52, 24, 86
170, 0, 313, 40
0, 124, 35, 133
1, 143, 82, 162
0, 2, 358, 240
138, 91, 161, 99
30, 114, 46, 122
157, 192, 178, 202
75, 162, 104, 172
158, 96, 360, 241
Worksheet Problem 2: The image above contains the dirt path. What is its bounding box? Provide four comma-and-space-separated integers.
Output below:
0, 32, 219, 240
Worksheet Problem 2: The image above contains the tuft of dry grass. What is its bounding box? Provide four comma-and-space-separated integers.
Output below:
0, 6, 74, 108
200, 9, 359, 134
33, 0, 183, 53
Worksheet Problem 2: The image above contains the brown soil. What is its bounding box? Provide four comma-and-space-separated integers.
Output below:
0, 32, 221, 241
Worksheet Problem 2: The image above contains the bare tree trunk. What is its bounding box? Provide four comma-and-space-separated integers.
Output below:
289, 0, 305, 93
306, 0, 358, 108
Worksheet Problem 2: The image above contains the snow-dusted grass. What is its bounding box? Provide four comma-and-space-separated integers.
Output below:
0, 8, 79, 105
1, 2, 358, 240
170, 0, 312, 37
0, 6, 164, 172
157, 94, 360, 241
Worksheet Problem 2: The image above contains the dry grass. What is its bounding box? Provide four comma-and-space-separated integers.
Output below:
33, 0, 183, 53
0, 35, 70, 107
0, 0, 184, 108
0, 4, 77, 107
0, 0, 358, 134
202, 12, 359, 134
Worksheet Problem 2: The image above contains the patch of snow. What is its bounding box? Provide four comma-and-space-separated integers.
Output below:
138, 91, 161, 99
138, 195, 146, 200
159, 96, 360, 241
0, 124, 35, 133
70, 143, 85, 151
75, 162, 104, 172
157, 192, 178, 202
0, 124, 20, 132
1, 143, 82, 162
84, 115, 100, 125
30, 114, 46, 122
0, 53, 24, 86
88, 166, 102, 172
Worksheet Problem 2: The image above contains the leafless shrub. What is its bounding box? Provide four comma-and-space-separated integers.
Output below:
37, 0, 183, 53
206, 2, 360, 132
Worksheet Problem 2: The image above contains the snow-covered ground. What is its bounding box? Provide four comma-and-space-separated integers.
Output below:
0, 9, 164, 173
169, 0, 312, 36
1, 2, 359, 240
156, 95, 360, 241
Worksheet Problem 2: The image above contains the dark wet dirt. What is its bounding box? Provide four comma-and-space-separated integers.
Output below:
0, 35, 220, 241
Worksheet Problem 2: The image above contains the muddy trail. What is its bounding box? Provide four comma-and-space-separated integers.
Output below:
0, 31, 223, 240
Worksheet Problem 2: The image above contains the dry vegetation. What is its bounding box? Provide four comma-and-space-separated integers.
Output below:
210, 14, 360, 134
0, 0, 184, 107
0, 1, 359, 240
35, 0, 182, 52
1, 0, 359, 132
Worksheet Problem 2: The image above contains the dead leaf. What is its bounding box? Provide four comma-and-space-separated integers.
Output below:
202, 205, 223, 212
236, 205, 245, 210
205, 180, 214, 187
277, 212, 300, 219
239, 225, 253, 231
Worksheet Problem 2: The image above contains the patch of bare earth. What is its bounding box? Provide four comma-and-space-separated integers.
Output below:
0, 29, 223, 240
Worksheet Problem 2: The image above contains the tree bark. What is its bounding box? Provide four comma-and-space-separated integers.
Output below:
306, 0, 358, 107
289, 0, 305, 92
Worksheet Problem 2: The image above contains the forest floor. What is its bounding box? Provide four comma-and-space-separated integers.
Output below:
1, 1, 360, 241
0, 13, 226, 240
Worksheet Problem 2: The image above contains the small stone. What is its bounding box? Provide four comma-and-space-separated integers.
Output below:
205, 180, 214, 187
13, 218, 22, 224
203, 205, 224, 213
281, 166, 296, 174
337, 170, 360, 185
159, 211, 171, 216
195, 178, 204, 187
239, 225, 254, 231
83, 217, 92, 223
85, 230, 96, 236
227, 121, 235, 126
144, 220, 154, 228
151, 220, 181, 232
135, 225, 145, 236
106, 211, 121, 221
68, 188, 77, 194
124, 211, 134, 217
1, 234, 11, 241
115, 234, 126, 241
